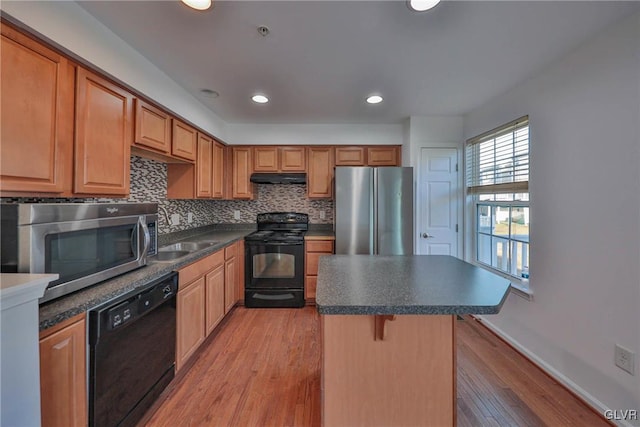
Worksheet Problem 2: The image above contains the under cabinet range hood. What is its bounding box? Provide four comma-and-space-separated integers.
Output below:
250, 173, 306, 184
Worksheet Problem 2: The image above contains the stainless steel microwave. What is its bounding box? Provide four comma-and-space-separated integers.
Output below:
1, 203, 158, 303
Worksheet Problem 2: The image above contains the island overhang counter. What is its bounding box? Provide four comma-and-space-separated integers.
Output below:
316, 255, 512, 427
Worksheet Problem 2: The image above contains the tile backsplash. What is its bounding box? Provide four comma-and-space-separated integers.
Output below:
2, 156, 333, 235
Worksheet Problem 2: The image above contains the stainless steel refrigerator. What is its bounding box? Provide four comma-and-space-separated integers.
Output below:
334, 167, 414, 255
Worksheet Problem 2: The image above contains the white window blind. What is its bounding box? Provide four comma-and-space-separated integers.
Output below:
466, 116, 529, 194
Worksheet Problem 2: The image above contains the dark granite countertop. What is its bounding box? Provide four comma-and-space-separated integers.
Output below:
38, 225, 254, 330
305, 224, 334, 239
316, 255, 511, 315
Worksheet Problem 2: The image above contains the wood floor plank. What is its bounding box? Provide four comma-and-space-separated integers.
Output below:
140, 308, 609, 427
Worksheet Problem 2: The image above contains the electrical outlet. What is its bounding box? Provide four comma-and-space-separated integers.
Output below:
319, 210, 326, 220
170, 214, 180, 226
187, 212, 193, 224
615, 344, 635, 375
234, 210, 241, 220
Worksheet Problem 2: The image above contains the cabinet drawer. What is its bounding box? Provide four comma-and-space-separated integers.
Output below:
306, 240, 334, 252
179, 249, 224, 288
224, 242, 237, 260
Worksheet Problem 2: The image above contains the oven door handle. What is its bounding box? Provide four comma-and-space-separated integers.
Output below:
248, 241, 303, 246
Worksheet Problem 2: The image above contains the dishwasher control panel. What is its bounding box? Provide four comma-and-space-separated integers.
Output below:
90, 272, 179, 337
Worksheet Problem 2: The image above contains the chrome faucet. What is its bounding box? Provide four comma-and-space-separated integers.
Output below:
158, 206, 172, 226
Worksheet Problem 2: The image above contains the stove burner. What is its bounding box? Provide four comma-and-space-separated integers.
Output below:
246, 212, 308, 243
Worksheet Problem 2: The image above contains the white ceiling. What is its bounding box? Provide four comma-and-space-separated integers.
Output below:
77, 1, 638, 124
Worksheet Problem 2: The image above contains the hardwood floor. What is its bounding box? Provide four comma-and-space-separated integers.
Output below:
142, 307, 609, 427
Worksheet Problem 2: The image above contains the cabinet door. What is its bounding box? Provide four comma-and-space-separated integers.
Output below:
224, 257, 236, 314
172, 119, 197, 162
236, 240, 245, 304
307, 147, 334, 198
335, 147, 366, 166
176, 278, 206, 371
196, 134, 213, 198
134, 99, 171, 154
232, 147, 254, 199
367, 146, 400, 166
212, 141, 225, 198
305, 275, 317, 302
75, 67, 132, 195
280, 147, 306, 171
205, 264, 226, 336
253, 146, 278, 172
40, 316, 87, 427
1, 26, 73, 194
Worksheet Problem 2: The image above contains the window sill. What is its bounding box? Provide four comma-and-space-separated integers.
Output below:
509, 282, 534, 301
469, 261, 533, 301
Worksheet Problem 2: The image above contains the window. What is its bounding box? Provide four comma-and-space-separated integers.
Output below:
466, 116, 530, 284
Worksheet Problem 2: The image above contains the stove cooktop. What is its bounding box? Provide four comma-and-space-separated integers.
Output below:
246, 213, 308, 243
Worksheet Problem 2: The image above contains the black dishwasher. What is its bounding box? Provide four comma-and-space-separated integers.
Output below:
88, 272, 178, 427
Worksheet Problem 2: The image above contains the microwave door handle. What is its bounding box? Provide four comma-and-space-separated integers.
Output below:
138, 216, 151, 258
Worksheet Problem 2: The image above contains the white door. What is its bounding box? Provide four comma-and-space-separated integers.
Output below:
417, 148, 459, 255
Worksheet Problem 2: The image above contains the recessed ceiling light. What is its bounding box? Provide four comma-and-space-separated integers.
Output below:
407, 0, 441, 12
366, 95, 383, 104
181, 0, 212, 11
252, 94, 269, 104
200, 89, 219, 98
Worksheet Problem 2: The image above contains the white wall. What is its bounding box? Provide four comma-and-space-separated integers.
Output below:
225, 123, 403, 146
406, 116, 464, 255
465, 12, 640, 418
0, 1, 228, 141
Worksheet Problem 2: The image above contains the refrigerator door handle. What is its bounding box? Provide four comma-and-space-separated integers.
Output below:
372, 168, 377, 255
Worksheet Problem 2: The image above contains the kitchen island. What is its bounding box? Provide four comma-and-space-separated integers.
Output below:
316, 255, 511, 427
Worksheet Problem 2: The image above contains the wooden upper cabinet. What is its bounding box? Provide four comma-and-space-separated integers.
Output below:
253, 146, 306, 172
253, 146, 279, 172
307, 147, 334, 199
0, 25, 74, 195
335, 147, 366, 166
196, 134, 213, 198
74, 67, 132, 196
280, 146, 306, 171
133, 98, 171, 154
367, 146, 400, 166
232, 147, 254, 199
172, 119, 197, 162
212, 141, 225, 198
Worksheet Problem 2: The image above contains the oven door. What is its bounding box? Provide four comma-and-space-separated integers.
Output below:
26, 215, 151, 303
246, 241, 304, 289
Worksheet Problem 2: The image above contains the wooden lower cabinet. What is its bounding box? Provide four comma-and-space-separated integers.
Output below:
205, 264, 226, 336
224, 243, 238, 314
305, 239, 334, 302
176, 276, 206, 371
321, 314, 455, 426
176, 243, 238, 370
236, 240, 245, 304
39, 314, 87, 427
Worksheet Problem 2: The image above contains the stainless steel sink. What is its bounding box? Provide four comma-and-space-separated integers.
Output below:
154, 250, 190, 261
161, 242, 215, 252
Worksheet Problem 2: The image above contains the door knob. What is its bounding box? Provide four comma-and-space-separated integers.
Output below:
421, 233, 433, 239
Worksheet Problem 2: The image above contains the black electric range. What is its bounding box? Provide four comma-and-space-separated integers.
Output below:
244, 213, 308, 308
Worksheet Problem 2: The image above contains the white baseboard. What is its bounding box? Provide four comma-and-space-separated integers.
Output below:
475, 316, 635, 427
